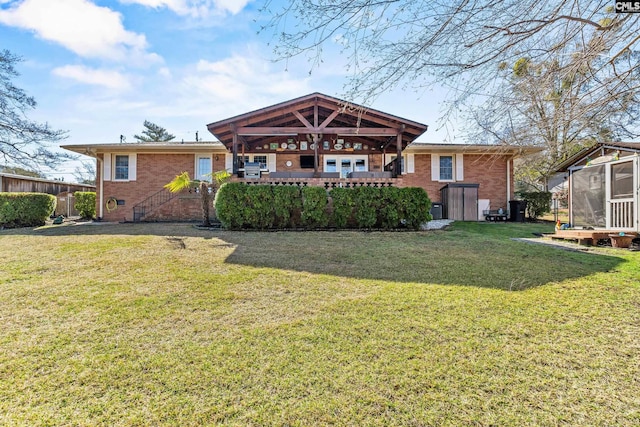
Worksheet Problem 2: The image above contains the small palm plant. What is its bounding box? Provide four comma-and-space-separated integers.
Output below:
164, 170, 231, 227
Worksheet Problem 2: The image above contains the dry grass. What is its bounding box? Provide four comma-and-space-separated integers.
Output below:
1, 222, 639, 425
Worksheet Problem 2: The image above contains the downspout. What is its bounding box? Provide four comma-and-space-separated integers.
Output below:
97, 156, 104, 219
506, 158, 511, 206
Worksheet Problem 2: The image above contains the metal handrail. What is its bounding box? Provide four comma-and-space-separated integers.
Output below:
132, 188, 179, 222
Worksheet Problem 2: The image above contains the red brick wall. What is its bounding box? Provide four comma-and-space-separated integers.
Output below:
98, 153, 204, 222
401, 154, 513, 210
96, 151, 514, 222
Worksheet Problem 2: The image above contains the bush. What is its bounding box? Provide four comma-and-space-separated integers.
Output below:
245, 186, 275, 230
301, 186, 329, 228
516, 191, 551, 220
378, 187, 402, 229
329, 187, 354, 228
0, 192, 56, 228
399, 187, 432, 229
214, 182, 248, 230
74, 191, 96, 219
214, 184, 432, 231
352, 186, 380, 229
273, 186, 302, 228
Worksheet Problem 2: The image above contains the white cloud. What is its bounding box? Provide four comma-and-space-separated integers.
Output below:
52, 65, 132, 91
183, 55, 310, 114
0, 0, 160, 63
119, 0, 250, 17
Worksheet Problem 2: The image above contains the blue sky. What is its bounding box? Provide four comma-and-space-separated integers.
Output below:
0, 0, 452, 181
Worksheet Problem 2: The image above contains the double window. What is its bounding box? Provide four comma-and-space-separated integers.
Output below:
241, 155, 268, 170
324, 155, 368, 177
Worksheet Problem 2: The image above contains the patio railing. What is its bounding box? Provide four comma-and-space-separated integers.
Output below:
610, 198, 635, 229
236, 177, 401, 189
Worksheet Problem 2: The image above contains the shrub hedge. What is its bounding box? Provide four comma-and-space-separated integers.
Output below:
74, 191, 96, 219
0, 192, 56, 228
214, 184, 432, 230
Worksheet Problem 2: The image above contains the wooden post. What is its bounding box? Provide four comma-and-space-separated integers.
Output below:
395, 132, 403, 176
314, 98, 319, 174
313, 134, 319, 174
231, 125, 238, 175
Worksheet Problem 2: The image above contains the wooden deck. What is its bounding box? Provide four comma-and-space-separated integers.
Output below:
547, 229, 637, 246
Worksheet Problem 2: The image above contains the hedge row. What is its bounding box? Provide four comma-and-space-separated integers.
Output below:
0, 192, 56, 228
74, 191, 96, 219
214, 183, 431, 230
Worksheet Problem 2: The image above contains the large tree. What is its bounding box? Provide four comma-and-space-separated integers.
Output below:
264, 1, 640, 113
0, 50, 68, 170
133, 120, 176, 142
467, 37, 639, 190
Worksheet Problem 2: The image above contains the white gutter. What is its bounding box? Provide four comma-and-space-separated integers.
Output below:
507, 158, 511, 205
97, 157, 104, 219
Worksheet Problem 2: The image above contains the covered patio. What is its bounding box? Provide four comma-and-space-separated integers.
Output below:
206, 92, 428, 181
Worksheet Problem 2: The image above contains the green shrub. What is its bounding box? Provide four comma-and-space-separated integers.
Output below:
378, 186, 402, 229
352, 186, 380, 229
273, 186, 302, 228
214, 184, 432, 231
516, 191, 551, 220
301, 186, 329, 229
329, 187, 354, 228
0, 192, 56, 228
74, 191, 96, 219
245, 186, 275, 230
214, 182, 248, 230
399, 187, 432, 229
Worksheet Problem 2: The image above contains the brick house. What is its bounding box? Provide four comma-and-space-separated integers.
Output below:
62, 93, 539, 222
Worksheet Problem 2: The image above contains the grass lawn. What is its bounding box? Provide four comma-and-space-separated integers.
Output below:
1, 221, 639, 426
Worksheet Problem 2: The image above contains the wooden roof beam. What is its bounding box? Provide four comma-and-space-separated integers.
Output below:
236, 126, 400, 136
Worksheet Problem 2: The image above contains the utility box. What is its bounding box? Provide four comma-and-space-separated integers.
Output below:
430, 203, 443, 220
440, 183, 480, 221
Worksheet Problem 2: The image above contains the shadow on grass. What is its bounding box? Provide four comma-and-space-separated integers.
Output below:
4, 221, 624, 290
217, 224, 623, 290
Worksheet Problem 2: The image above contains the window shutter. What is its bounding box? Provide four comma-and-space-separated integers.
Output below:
128, 153, 137, 181
103, 153, 111, 181
268, 154, 277, 171
431, 154, 439, 181
225, 154, 233, 172
455, 154, 464, 181
407, 154, 415, 174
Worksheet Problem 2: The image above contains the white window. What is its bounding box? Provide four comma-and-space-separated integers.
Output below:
439, 156, 453, 180
431, 154, 463, 182
114, 155, 129, 180
385, 154, 415, 174
104, 153, 136, 181
324, 155, 368, 176
195, 154, 212, 181
241, 154, 268, 170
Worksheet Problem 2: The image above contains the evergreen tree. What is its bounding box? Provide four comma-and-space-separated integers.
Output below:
133, 120, 176, 142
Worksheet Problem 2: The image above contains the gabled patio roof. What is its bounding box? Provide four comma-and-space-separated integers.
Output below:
206, 92, 428, 152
